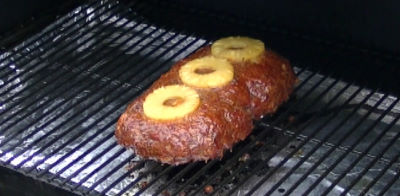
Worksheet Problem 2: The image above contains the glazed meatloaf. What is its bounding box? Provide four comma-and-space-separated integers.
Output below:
115, 36, 296, 165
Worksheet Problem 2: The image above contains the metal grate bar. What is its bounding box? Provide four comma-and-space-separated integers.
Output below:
258, 89, 377, 195
268, 91, 388, 195
114, 164, 164, 196
0, 7, 140, 142
378, 166, 400, 196
28, 98, 132, 174
0, 1, 123, 91
2, 27, 152, 156
5, 30, 185, 167
79, 153, 136, 193
0, 2, 147, 158
95, 160, 146, 195
299, 95, 396, 195
6, 22, 153, 168
30, 109, 132, 176
226, 58, 390, 195
0, 3, 148, 135
61, 147, 127, 186
281, 94, 397, 196
0, 0, 99, 74
152, 162, 200, 195
56, 139, 119, 184
360, 149, 400, 194
223, 88, 365, 195
288, 131, 397, 167
18, 10, 155, 173
224, 82, 364, 196
133, 165, 176, 196
71, 153, 136, 191
0, 1, 140, 129
340, 113, 400, 195
321, 98, 400, 195
97, 161, 146, 195
34, 130, 116, 178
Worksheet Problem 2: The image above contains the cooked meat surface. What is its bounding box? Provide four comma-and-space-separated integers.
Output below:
115, 37, 296, 165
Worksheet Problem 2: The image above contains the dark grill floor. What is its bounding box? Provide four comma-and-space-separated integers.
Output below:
0, 0, 399, 195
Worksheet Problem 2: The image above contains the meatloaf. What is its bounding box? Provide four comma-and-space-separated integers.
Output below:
115, 37, 296, 165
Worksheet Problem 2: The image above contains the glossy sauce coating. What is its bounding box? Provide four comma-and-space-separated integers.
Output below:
115, 46, 296, 165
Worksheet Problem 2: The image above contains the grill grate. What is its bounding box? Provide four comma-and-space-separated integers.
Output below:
0, 0, 399, 195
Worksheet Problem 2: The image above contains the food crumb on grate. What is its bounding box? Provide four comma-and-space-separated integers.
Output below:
255, 140, 265, 146
294, 149, 303, 157
139, 181, 148, 189
288, 115, 296, 123
204, 185, 214, 194
178, 191, 187, 196
161, 190, 170, 196
239, 153, 251, 162
125, 161, 140, 170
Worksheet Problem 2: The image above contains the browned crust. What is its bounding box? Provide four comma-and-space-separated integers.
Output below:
115, 45, 296, 165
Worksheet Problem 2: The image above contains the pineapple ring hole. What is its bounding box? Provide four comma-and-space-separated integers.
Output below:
227, 46, 244, 50
227, 42, 246, 50
194, 67, 215, 75
163, 96, 184, 107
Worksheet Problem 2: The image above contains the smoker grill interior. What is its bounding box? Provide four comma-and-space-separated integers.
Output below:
0, 0, 399, 195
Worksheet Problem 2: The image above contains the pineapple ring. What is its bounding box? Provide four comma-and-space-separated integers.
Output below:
143, 85, 200, 120
179, 56, 234, 88
211, 36, 265, 62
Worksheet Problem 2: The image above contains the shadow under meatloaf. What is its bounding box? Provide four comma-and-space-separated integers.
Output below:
115, 46, 296, 165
